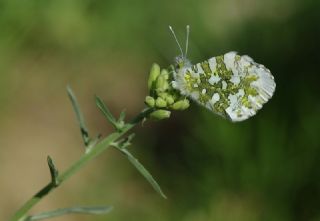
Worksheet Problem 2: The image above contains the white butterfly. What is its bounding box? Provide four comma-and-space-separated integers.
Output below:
169, 26, 276, 122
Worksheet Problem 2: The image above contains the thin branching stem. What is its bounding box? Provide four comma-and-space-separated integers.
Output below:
9, 108, 153, 221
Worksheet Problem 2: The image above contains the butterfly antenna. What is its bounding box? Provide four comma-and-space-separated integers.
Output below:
169, 26, 184, 57
185, 25, 190, 59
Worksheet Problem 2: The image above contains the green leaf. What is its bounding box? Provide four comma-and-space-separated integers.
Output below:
67, 86, 90, 147
95, 95, 119, 128
24, 206, 113, 221
115, 110, 126, 131
118, 109, 126, 122
112, 133, 135, 149
85, 134, 101, 153
116, 147, 167, 199
47, 156, 59, 187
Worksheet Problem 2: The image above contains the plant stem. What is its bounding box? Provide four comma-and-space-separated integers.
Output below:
9, 108, 153, 221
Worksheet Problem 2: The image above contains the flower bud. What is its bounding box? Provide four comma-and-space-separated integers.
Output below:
158, 92, 175, 105
155, 97, 167, 108
164, 95, 175, 105
145, 96, 155, 107
160, 69, 169, 80
155, 74, 169, 93
147, 63, 161, 91
149, 110, 171, 120
171, 99, 190, 110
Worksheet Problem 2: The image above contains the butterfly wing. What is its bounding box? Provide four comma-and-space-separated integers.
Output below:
172, 51, 276, 122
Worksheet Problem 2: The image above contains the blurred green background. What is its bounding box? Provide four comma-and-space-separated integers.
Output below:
1, 0, 320, 220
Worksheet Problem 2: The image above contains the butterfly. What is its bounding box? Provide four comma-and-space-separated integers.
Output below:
169, 25, 276, 122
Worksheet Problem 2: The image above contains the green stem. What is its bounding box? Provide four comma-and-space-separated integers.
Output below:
9, 108, 153, 221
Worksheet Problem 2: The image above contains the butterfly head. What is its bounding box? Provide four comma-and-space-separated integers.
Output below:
174, 55, 191, 70
169, 25, 191, 71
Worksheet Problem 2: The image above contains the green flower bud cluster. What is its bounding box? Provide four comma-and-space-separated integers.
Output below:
145, 63, 190, 120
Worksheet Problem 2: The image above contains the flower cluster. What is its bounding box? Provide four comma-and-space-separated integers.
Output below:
145, 63, 190, 120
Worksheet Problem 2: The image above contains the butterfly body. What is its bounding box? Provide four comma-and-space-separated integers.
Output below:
172, 51, 276, 122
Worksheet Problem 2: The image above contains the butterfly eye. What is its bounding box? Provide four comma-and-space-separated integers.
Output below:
174, 56, 185, 69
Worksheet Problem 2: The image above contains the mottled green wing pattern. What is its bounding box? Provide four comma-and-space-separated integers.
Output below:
172, 51, 276, 122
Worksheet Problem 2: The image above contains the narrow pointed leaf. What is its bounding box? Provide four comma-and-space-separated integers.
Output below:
85, 134, 101, 154
119, 109, 126, 122
115, 109, 126, 131
121, 133, 135, 149
95, 96, 118, 128
24, 206, 113, 221
47, 156, 59, 187
126, 133, 135, 143
67, 86, 90, 147
116, 147, 167, 198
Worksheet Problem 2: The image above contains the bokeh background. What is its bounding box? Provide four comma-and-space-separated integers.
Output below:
1, 0, 320, 220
